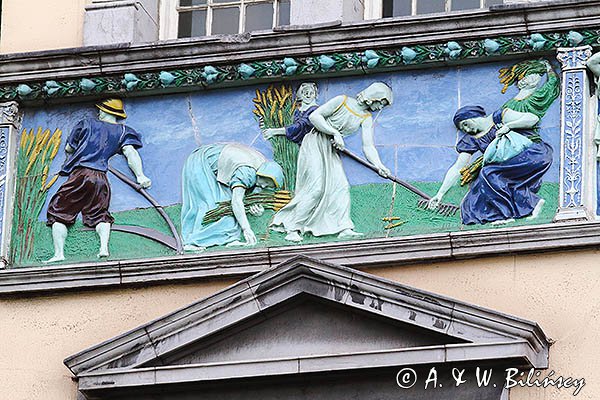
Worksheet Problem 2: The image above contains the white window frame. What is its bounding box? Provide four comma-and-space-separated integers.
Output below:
160, 0, 287, 40
364, 0, 499, 19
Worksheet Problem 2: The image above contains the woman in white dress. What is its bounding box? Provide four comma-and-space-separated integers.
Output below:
271, 82, 393, 242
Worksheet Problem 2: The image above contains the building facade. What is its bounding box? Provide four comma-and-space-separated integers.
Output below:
0, 0, 599, 399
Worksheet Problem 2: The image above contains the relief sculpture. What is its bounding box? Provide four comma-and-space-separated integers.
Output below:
181, 143, 283, 251
45, 99, 151, 262
10, 59, 563, 265
429, 106, 552, 225
271, 82, 393, 242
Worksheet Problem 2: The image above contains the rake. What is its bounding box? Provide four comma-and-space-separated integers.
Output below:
339, 148, 460, 216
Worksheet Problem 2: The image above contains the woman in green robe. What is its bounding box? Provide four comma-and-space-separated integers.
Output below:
460, 59, 559, 186
500, 59, 559, 119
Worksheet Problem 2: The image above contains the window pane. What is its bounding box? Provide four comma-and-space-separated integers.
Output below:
278, 0, 290, 26
416, 0, 445, 14
391, 0, 412, 16
246, 3, 273, 31
382, 0, 393, 17
451, 0, 480, 11
213, 0, 233, 3
485, 0, 503, 6
180, 0, 207, 6
212, 7, 240, 34
178, 10, 207, 38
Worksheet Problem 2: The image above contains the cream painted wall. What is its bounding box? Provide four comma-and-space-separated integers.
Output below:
369, 249, 600, 400
0, 249, 597, 399
0, 279, 236, 400
0, 0, 91, 54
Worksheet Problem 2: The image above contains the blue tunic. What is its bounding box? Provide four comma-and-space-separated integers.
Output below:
181, 144, 257, 247
285, 106, 318, 144
456, 110, 553, 225
61, 118, 143, 175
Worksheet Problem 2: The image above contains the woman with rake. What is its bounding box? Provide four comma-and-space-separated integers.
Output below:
428, 105, 552, 225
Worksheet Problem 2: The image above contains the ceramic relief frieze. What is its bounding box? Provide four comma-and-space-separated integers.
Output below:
6, 57, 565, 266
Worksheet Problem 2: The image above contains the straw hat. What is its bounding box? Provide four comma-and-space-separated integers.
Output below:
96, 98, 127, 119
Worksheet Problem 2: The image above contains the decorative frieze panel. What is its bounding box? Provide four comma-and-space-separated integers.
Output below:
6, 56, 563, 267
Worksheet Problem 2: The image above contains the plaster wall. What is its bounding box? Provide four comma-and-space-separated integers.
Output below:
290, 0, 364, 25
0, 0, 91, 54
0, 250, 597, 400
370, 250, 600, 400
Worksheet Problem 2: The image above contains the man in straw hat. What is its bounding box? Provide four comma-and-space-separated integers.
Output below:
45, 98, 152, 263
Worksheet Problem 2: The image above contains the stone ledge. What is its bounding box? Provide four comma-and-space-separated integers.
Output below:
76, 342, 532, 391
85, 1, 139, 11
0, 220, 598, 296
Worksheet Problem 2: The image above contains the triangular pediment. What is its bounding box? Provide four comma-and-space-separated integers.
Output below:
156, 295, 466, 367
65, 256, 549, 397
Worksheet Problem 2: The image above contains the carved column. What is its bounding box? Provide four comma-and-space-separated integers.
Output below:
554, 46, 596, 222
0, 102, 22, 267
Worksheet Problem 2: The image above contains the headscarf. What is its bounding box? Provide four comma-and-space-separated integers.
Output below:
297, 82, 318, 109
453, 105, 486, 129
357, 82, 393, 106
256, 161, 285, 189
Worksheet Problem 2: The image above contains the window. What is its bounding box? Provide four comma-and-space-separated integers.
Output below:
166, 0, 290, 38
365, 0, 504, 19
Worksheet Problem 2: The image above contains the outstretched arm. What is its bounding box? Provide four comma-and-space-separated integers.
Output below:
361, 116, 390, 177
122, 145, 151, 188
428, 152, 471, 209
231, 186, 256, 245
262, 127, 285, 140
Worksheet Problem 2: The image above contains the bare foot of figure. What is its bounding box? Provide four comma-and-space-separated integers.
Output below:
226, 240, 246, 247
184, 244, 206, 252
97, 249, 110, 258
338, 229, 364, 239
284, 231, 303, 242
526, 199, 545, 221
43, 254, 65, 263
490, 218, 515, 226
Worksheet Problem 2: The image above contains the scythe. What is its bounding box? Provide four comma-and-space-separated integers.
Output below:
82, 166, 184, 254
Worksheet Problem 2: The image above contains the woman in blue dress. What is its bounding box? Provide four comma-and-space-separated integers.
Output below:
262, 82, 319, 145
181, 143, 284, 251
428, 105, 553, 225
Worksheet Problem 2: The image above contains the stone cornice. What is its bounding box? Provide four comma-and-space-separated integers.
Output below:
1, 0, 600, 102
0, 220, 599, 296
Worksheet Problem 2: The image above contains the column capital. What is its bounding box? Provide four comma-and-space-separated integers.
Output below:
0, 102, 22, 127
557, 45, 593, 71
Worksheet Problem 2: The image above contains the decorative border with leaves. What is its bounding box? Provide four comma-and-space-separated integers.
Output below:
0, 127, 7, 248
562, 72, 584, 208
0, 29, 597, 101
